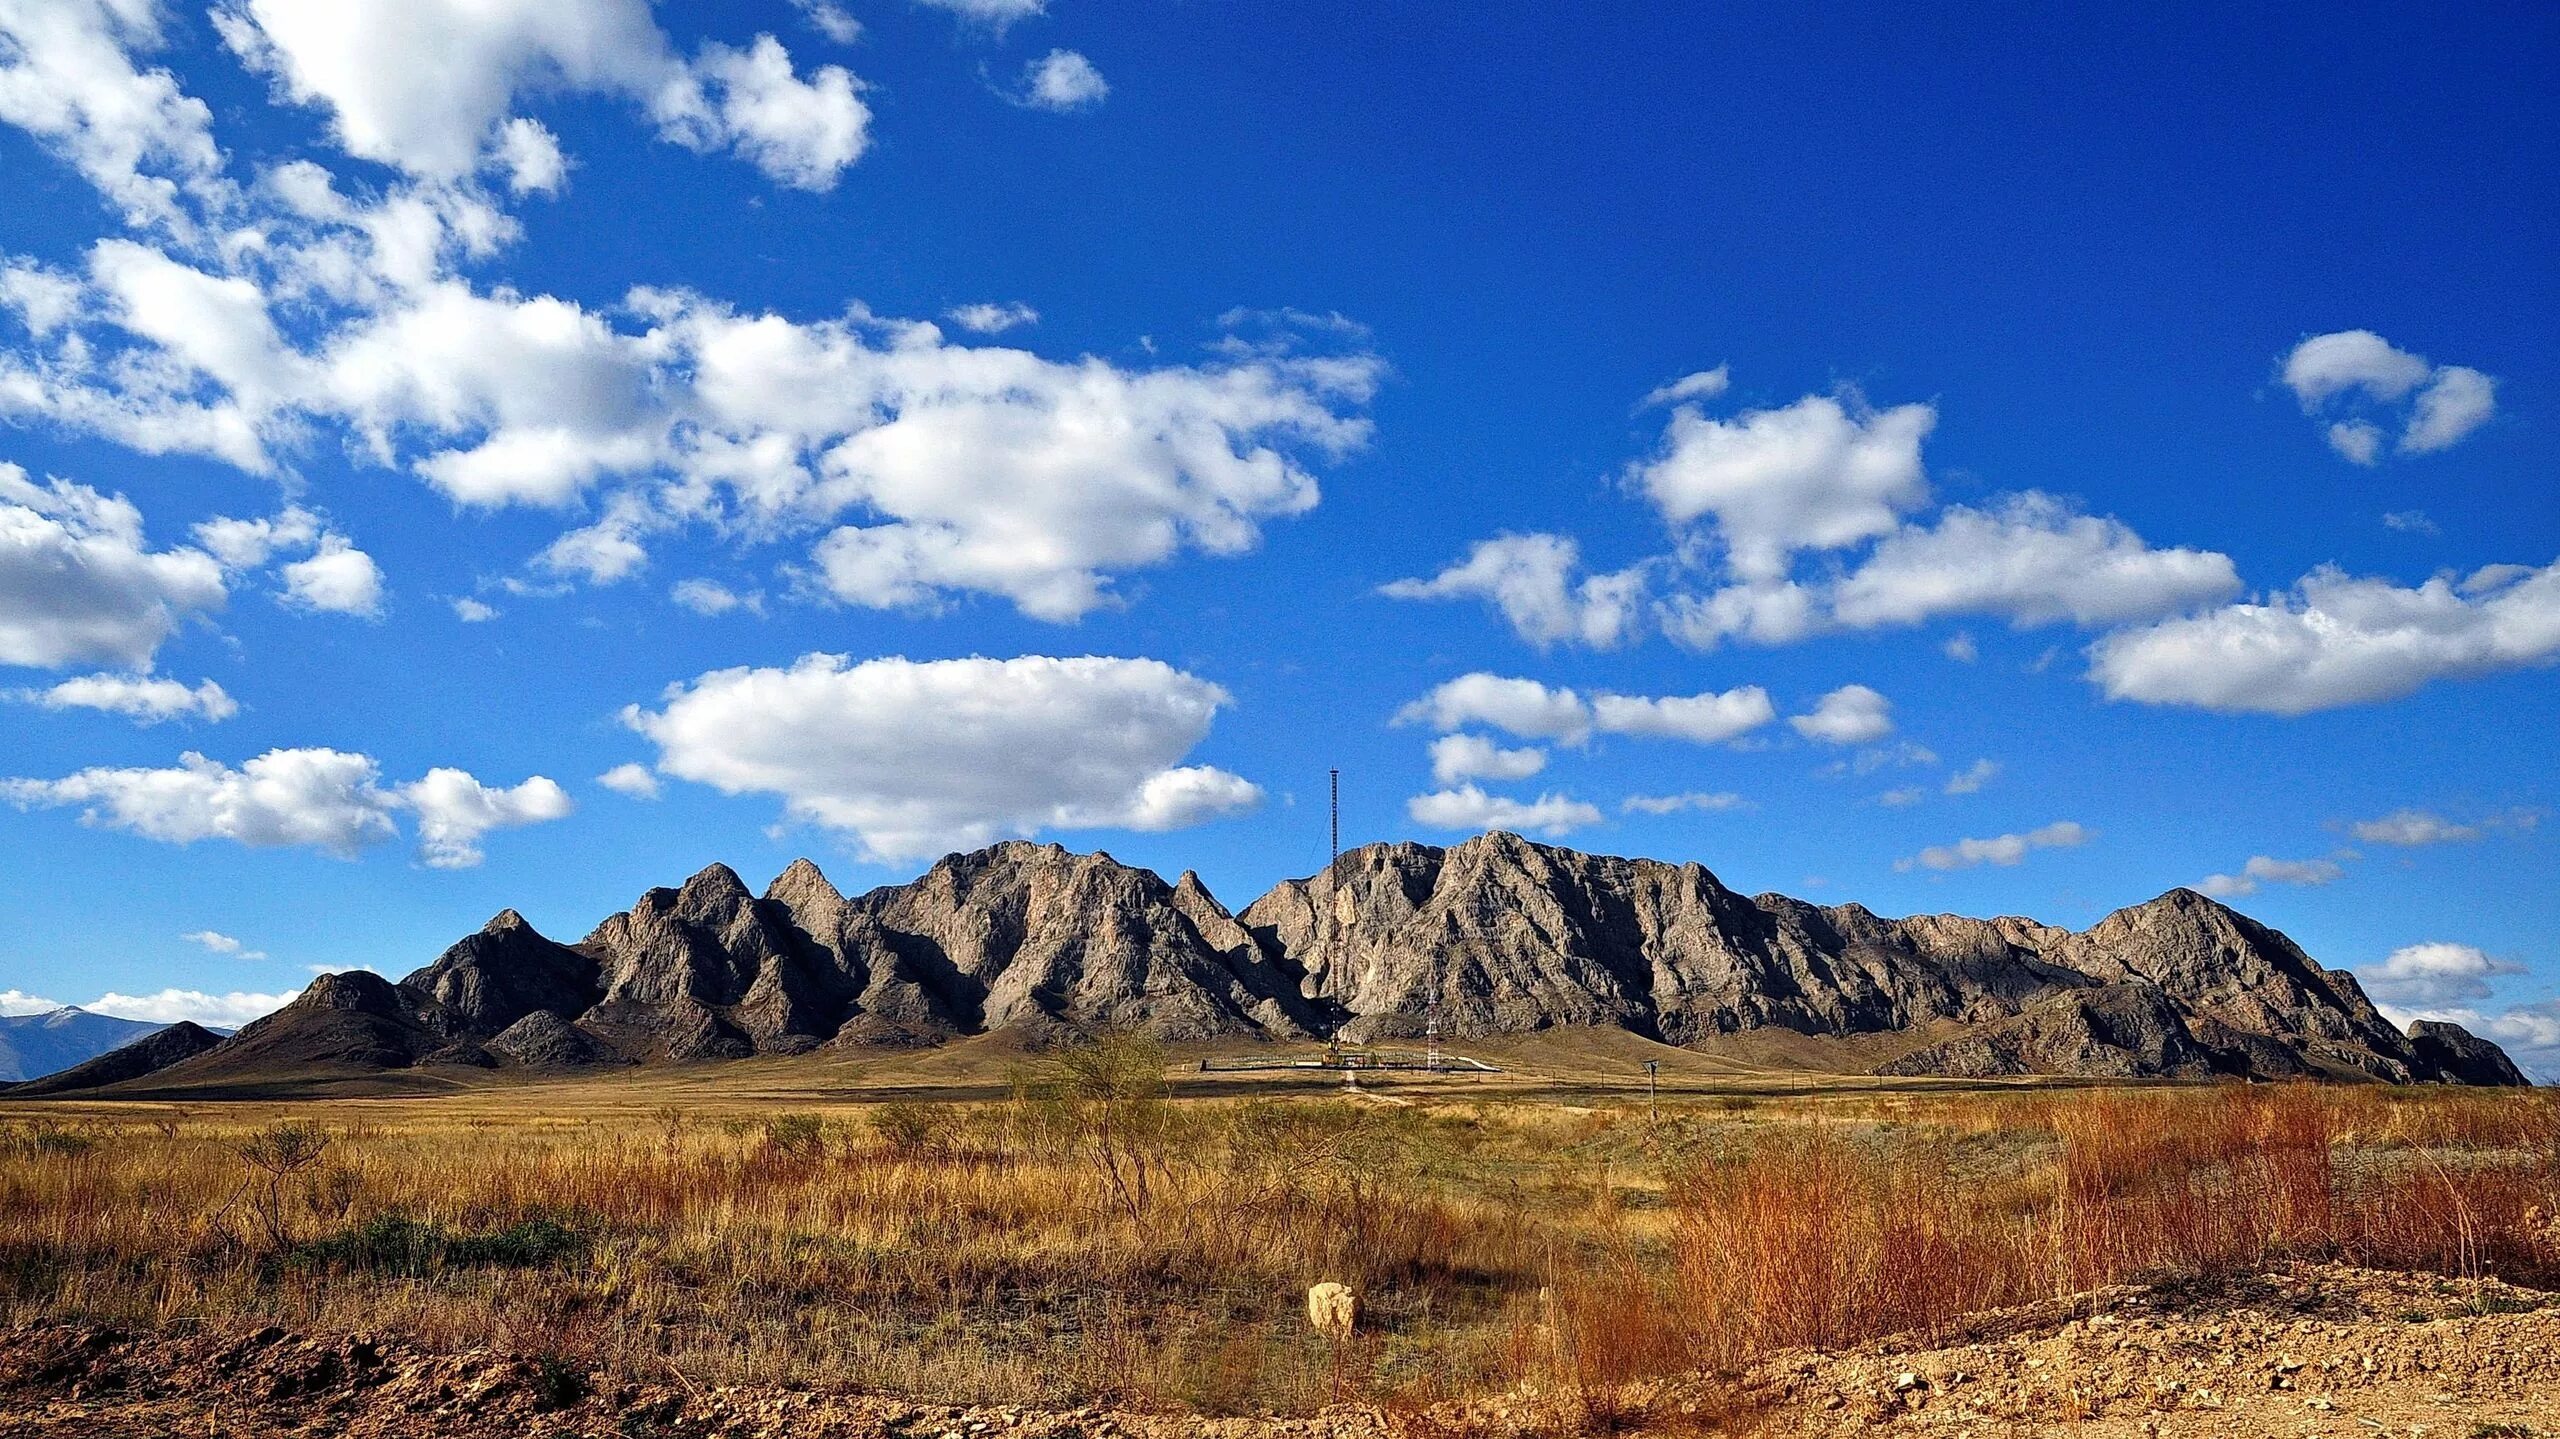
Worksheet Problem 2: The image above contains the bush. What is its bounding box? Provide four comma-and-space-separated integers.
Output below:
871, 1102, 954, 1157
294, 1214, 588, 1276
763, 1113, 826, 1163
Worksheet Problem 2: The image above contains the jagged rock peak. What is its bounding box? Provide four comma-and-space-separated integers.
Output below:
483, 908, 531, 934
764, 857, 841, 906
301, 970, 408, 1014
676, 862, 753, 903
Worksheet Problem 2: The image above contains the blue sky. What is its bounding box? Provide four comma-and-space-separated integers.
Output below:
1, 2, 2555, 1067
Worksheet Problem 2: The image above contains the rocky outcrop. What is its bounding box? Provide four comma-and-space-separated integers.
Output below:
2408, 1019, 2530, 1087
1242, 833, 2523, 1084
7, 1021, 223, 1095
77, 832, 2527, 1092
1876, 984, 2221, 1080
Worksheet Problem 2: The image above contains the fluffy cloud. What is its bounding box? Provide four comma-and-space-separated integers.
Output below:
397, 768, 572, 869
1407, 785, 1601, 838
0, 0, 231, 232
623, 653, 1262, 862
1640, 367, 1729, 408
0, 464, 226, 670
278, 533, 384, 616
10, 672, 236, 723
194, 505, 381, 616
1788, 684, 1893, 745
1, 747, 569, 866
596, 762, 660, 799
1896, 821, 2090, 873
670, 578, 761, 616
2402, 367, 2496, 454
1943, 758, 1997, 795
1395, 673, 1776, 748
1014, 49, 1107, 111
0, 20, 1379, 624
1829, 493, 2239, 630
88, 987, 296, 1026
2350, 809, 2481, 846
2281, 330, 2434, 409
2356, 942, 2527, 1008
1589, 686, 1775, 745
2089, 558, 2560, 714
452, 597, 498, 622
1395, 674, 1594, 744
1621, 791, 1746, 815
914, 0, 1047, 27
182, 929, 265, 960
2279, 331, 2497, 461
216, 0, 869, 190
2195, 854, 2345, 898
1428, 734, 1545, 786
945, 302, 1037, 335
1382, 533, 1646, 650
1631, 390, 1934, 583
789, 0, 861, 46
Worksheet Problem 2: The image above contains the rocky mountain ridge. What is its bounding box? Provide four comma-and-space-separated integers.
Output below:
56, 833, 2528, 1091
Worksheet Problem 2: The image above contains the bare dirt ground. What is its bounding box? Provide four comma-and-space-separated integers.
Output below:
3, 1265, 2556, 1438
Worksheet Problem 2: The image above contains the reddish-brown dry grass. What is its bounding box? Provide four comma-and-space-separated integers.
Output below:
3, 1080, 2557, 1414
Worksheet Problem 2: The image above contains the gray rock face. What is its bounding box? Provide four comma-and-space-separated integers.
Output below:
403, 910, 603, 1041
1240, 833, 2518, 1084
1876, 984, 2221, 1080
95, 832, 2526, 1090
485, 1009, 615, 1069
2407, 1020, 2530, 1086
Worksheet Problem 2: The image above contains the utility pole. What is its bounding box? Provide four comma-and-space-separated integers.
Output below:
1645, 1060, 1660, 1125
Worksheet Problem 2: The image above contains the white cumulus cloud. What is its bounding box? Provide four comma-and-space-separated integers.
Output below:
2089, 558, 2560, 714
1428, 733, 1546, 786
2279, 330, 2496, 461
1396, 673, 1776, 749
2356, 942, 2527, 1008
1381, 533, 1646, 650
623, 653, 1261, 862
1789, 684, 1893, 745
216, 0, 869, 190
0, 464, 226, 670
181, 929, 265, 960
1014, 49, 1107, 111
2349, 809, 2482, 846
89, 988, 297, 1027
596, 761, 660, 799
944, 301, 1037, 335
1631, 389, 1934, 583
1407, 785, 1601, 839
2, 747, 569, 866
395, 768, 573, 869
11, 672, 236, 723
1830, 493, 2240, 630
1897, 821, 2090, 873
1620, 791, 1747, 815
2195, 854, 2345, 898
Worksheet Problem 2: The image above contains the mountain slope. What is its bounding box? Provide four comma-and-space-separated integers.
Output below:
0, 1008, 170, 1083
1240, 833, 2517, 1084
9, 1022, 223, 1095
71, 832, 2524, 1093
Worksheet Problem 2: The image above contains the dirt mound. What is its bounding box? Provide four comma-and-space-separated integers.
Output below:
3, 1266, 2557, 1437
1722, 1263, 2560, 1436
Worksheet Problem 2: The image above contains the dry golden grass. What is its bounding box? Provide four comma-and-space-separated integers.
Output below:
4, 1059, 2559, 1417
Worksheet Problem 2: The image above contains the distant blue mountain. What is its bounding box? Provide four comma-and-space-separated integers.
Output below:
0, 1008, 173, 1082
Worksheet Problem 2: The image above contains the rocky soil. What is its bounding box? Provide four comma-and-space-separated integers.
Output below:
5, 1266, 2556, 1437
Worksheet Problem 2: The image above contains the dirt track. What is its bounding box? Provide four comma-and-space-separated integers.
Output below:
4, 1265, 2557, 1437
